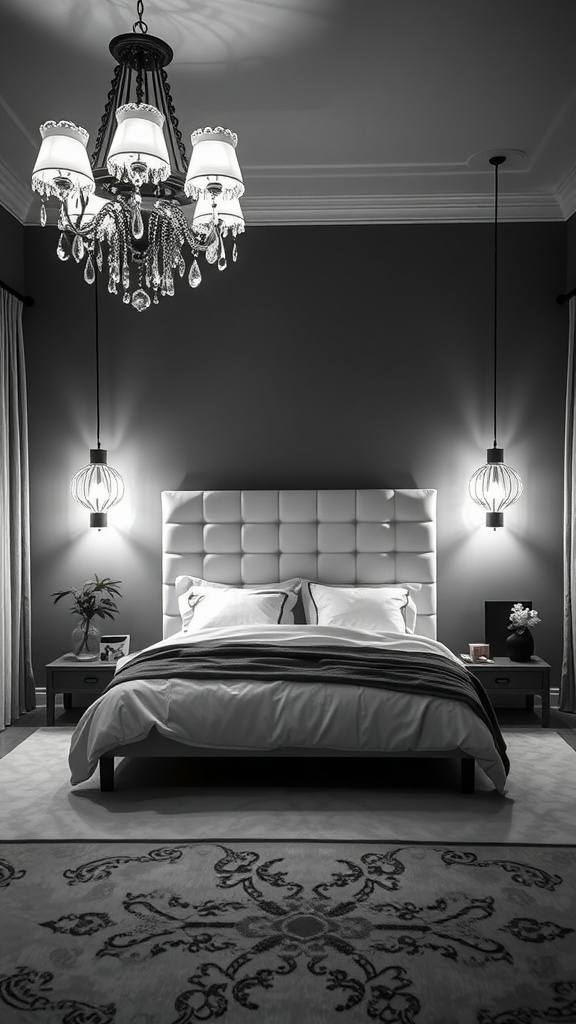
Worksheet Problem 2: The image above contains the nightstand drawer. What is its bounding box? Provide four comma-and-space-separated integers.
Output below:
476, 670, 545, 692
49, 669, 113, 690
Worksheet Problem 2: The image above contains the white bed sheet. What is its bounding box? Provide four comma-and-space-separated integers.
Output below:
68, 624, 508, 792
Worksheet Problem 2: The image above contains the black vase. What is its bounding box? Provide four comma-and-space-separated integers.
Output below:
506, 629, 534, 662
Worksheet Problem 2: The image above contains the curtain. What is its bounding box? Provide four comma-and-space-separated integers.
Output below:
0, 287, 35, 727
560, 297, 576, 712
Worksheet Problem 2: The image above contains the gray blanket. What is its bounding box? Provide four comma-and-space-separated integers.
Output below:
107, 642, 509, 774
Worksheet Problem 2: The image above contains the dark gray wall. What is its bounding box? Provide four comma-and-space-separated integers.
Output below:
23, 221, 567, 680
0, 204, 24, 295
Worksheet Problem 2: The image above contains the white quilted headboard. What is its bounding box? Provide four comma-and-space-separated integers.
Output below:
162, 489, 437, 639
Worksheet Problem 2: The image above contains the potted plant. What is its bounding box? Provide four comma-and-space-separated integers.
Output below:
52, 574, 122, 660
506, 602, 541, 662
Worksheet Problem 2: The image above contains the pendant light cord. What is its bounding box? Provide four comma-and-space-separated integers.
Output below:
95, 276, 101, 450
491, 155, 505, 448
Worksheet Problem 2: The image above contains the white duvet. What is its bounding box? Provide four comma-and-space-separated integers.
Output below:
68, 624, 508, 792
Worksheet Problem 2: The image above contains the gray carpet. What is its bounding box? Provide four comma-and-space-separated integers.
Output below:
1, 728, 576, 842
1, 839, 575, 1024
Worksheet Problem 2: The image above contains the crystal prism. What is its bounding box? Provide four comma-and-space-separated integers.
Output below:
131, 288, 151, 312
188, 260, 202, 288
205, 241, 218, 264
72, 235, 84, 262
232, 242, 238, 262
131, 204, 144, 240
84, 255, 95, 284
57, 234, 70, 261
40, 201, 47, 227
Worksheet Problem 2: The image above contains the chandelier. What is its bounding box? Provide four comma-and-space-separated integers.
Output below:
30, 0, 245, 312
469, 155, 522, 529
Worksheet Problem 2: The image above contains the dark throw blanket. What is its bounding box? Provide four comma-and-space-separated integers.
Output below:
107, 642, 509, 774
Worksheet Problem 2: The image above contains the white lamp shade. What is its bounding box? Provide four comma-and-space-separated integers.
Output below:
184, 127, 244, 200
32, 121, 95, 199
107, 104, 170, 184
192, 195, 245, 233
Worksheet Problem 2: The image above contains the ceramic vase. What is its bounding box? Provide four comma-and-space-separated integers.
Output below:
506, 628, 534, 662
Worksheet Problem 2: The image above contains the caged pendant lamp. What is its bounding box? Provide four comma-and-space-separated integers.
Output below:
469, 155, 522, 529
70, 280, 124, 528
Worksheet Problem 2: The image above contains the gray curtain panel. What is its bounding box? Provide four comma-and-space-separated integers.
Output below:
561, 297, 576, 713
0, 288, 35, 727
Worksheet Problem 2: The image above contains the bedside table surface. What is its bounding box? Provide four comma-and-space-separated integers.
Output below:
46, 655, 118, 670
469, 656, 550, 669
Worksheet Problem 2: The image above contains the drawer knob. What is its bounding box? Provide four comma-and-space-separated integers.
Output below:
495, 676, 511, 686
83, 676, 99, 684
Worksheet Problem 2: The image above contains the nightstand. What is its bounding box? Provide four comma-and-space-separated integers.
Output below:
468, 656, 551, 727
45, 655, 116, 725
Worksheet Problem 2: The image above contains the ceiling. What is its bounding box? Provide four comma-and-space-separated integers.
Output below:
2, 0, 576, 226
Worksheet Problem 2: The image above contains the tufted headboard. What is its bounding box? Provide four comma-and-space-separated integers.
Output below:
162, 489, 437, 639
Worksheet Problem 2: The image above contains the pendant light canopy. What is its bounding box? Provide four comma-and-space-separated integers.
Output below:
70, 283, 124, 528
468, 155, 523, 529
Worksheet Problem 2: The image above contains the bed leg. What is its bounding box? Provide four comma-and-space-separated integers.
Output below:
461, 757, 475, 794
99, 756, 115, 792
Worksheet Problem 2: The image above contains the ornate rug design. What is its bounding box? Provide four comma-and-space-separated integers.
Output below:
1, 841, 575, 1024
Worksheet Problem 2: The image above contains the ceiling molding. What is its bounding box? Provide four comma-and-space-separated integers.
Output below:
2, 183, 566, 229
555, 164, 576, 221
241, 191, 564, 225
0, 156, 33, 223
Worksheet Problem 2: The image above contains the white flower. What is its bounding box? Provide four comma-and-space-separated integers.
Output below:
508, 603, 541, 632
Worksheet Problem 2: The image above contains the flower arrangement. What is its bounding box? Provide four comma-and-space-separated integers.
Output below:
508, 602, 540, 634
52, 574, 122, 624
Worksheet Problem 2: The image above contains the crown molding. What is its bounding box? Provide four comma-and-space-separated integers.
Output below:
0, 156, 34, 224
1, 181, 566, 227
241, 191, 563, 225
555, 164, 576, 221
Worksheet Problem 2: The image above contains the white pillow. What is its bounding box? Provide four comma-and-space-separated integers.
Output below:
175, 576, 301, 631
302, 582, 418, 634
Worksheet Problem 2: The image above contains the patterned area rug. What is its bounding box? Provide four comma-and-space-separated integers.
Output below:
1, 841, 575, 1024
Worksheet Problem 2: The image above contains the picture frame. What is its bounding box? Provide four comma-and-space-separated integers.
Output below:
99, 634, 130, 663
484, 602, 532, 657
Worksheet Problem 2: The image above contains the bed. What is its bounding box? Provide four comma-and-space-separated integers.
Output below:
68, 488, 509, 794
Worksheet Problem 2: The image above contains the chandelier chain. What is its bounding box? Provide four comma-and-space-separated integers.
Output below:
160, 68, 188, 166
133, 0, 148, 34
91, 64, 123, 168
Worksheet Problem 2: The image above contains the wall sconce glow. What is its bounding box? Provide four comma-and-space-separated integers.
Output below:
71, 448, 124, 529
469, 446, 523, 529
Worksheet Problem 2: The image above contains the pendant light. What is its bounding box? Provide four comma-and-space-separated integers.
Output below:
70, 280, 124, 528
469, 155, 522, 529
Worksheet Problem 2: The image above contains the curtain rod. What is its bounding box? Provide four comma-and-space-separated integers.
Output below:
557, 288, 576, 305
0, 277, 34, 307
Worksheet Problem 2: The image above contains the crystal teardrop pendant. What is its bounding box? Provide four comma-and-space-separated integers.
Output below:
96, 245, 103, 272
131, 203, 144, 240
58, 208, 65, 231
205, 241, 218, 265
40, 201, 47, 227
72, 234, 84, 262
123, 292, 131, 304
131, 288, 151, 312
178, 256, 186, 277
232, 242, 238, 262
83, 254, 95, 284
57, 233, 70, 261
188, 259, 202, 288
